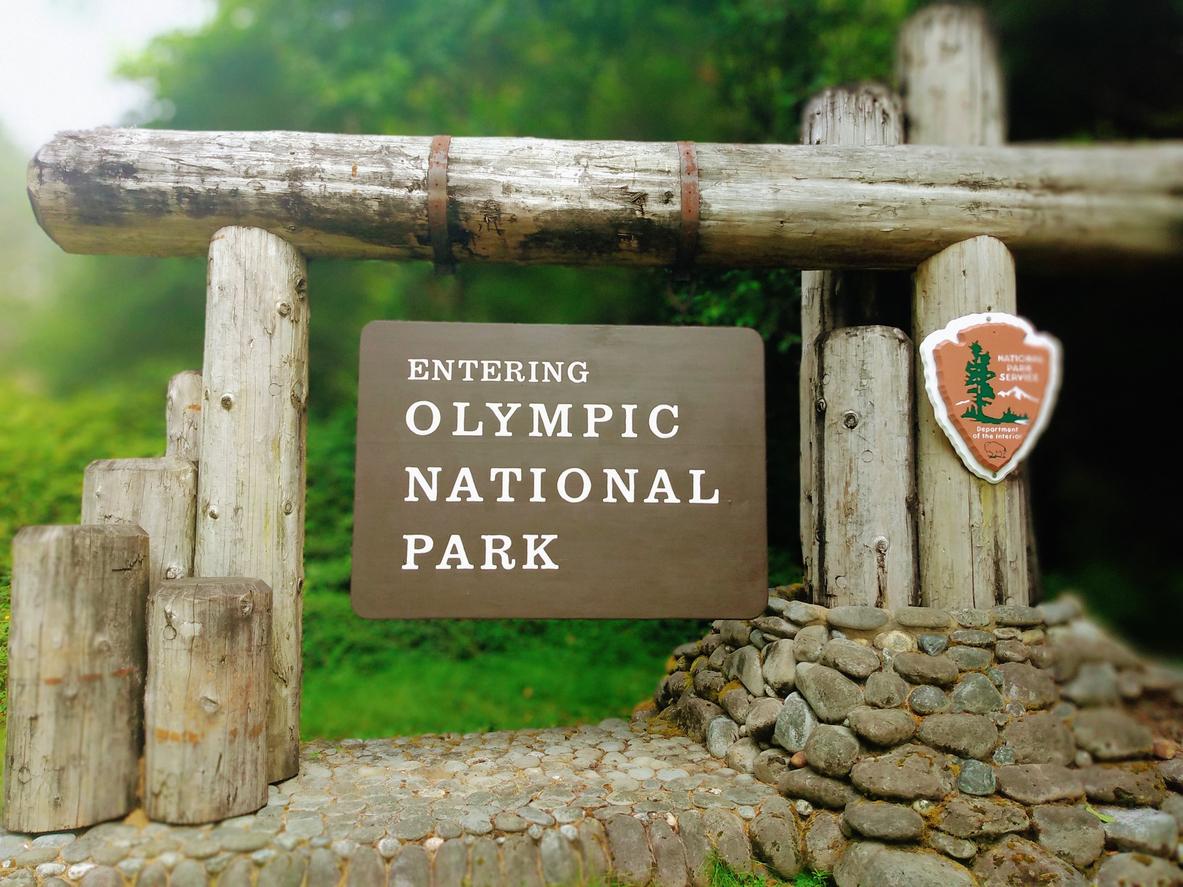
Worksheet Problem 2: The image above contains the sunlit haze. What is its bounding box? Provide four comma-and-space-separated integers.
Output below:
0, 0, 214, 151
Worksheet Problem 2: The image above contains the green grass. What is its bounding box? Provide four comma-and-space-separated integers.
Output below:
706, 856, 833, 887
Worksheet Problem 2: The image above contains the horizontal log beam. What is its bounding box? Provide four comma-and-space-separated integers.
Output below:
27, 128, 1183, 269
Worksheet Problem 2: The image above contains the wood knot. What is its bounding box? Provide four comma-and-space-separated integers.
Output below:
842, 410, 859, 429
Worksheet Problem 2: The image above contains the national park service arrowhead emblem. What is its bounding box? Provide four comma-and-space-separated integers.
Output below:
920, 312, 1062, 483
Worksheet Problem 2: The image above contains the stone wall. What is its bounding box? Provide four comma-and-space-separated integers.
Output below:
641, 588, 1183, 885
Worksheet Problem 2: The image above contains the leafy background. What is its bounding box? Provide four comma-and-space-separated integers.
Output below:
1, 0, 1181, 739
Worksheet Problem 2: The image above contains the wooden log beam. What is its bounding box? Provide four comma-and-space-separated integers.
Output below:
4, 525, 149, 832
145, 578, 271, 824
800, 84, 905, 603
27, 128, 1183, 270
194, 226, 307, 783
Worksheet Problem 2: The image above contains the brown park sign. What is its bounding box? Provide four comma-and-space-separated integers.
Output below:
920, 312, 1062, 483
351, 321, 767, 618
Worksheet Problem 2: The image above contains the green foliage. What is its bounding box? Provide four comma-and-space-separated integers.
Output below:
705, 855, 832, 887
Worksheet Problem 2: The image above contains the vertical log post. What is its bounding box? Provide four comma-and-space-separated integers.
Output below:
899, 6, 1033, 608
82, 458, 197, 587
4, 525, 149, 832
195, 226, 308, 783
145, 578, 272, 824
800, 85, 913, 607
818, 327, 917, 608
166, 370, 203, 463
913, 236, 1028, 607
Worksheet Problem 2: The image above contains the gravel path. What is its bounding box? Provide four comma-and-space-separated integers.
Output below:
0, 720, 793, 887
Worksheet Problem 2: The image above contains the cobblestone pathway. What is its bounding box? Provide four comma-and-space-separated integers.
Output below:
0, 720, 792, 887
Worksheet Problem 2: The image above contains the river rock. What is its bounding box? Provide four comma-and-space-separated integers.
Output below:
1001, 711, 1076, 765
1031, 804, 1106, 868
745, 698, 782, 741
748, 813, 800, 880
706, 717, 740, 758
850, 745, 953, 801
908, 685, 949, 715
848, 706, 916, 747
947, 645, 993, 671
1073, 708, 1155, 760
1094, 852, 1183, 887
995, 764, 1084, 804
827, 606, 890, 631
1063, 662, 1119, 707
773, 692, 818, 753
896, 607, 954, 629
762, 640, 796, 693
893, 652, 958, 687
726, 646, 764, 696
793, 625, 829, 663
1081, 764, 1167, 805
753, 749, 791, 787
1099, 806, 1180, 857
843, 800, 925, 842
957, 759, 996, 795
778, 769, 857, 810
833, 842, 975, 887
935, 795, 1029, 839
951, 672, 1004, 713
866, 670, 909, 708
795, 663, 864, 723
804, 725, 860, 778
972, 835, 1087, 887
821, 639, 881, 680
917, 713, 998, 760
997, 662, 1059, 710
724, 738, 760, 774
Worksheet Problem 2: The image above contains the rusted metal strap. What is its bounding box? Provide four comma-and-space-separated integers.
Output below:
427, 135, 454, 274
675, 140, 700, 274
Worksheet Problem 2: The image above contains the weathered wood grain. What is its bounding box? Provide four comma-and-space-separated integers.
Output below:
4, 525, 149, 832
818, 326, 918, 609
194, 226, 307, 783
900, 6, 1032, 609
145, 578, 271, 824
800, 85, 905, 602
897, 4, 1006, 146
27, 129, 1183, 269
166, 370, 203, 463
913, 236, 1030, 608
82, 457, 197, 588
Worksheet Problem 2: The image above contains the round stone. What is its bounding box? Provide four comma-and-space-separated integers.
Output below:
843, 800, 925, 841
957, 760, 997, 795
909, 685, 949, 715
804, 725, 860, 777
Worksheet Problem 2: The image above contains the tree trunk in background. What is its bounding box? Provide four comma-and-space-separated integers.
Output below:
900, 6, 1034, 608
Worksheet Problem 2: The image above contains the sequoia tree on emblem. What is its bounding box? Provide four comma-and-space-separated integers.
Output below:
919, 312, 1062, 483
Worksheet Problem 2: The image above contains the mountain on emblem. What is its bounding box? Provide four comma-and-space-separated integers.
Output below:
919, 312, 1062, 483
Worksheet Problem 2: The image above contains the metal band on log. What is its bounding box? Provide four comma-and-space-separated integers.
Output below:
4, 525, 149, 832
27, 129, 1183, 269
800, 84, 908, 605
195, 226, 308, 783
145, 578, 272, 824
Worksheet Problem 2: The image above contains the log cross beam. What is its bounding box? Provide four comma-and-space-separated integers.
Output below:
27, 129, 1183, 270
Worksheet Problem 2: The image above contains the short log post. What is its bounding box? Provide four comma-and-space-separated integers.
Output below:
899, 6, 1033, 609
145, 578, 272, 824
166, 370, 203, 463
800, 85, 911, 606
82, 458, 197, 587
195, 226, 308, 783
817, 327, 917, 608
913, 237, 1029, 608
4, 525, 149, 832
